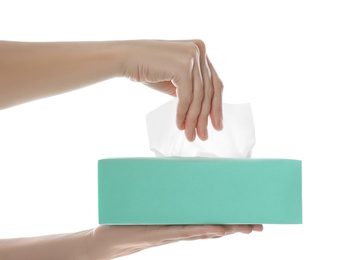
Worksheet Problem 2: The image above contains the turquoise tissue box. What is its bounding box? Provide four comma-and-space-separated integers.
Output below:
98, 158, 302, 225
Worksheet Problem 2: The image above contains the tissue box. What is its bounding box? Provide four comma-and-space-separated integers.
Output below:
98, 158, 302, 225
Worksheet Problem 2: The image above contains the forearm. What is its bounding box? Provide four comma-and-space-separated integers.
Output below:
0, 40, 128, 109
0, 226, 150, 260
0, 230, 97, 260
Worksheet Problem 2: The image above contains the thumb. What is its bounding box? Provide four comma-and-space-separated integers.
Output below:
143, 81, 177, 96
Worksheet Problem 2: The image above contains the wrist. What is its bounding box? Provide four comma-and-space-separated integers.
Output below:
107, 40, 132, 78
88, 226, 115, 260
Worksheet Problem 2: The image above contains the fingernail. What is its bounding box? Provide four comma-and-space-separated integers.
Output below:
204, 128, 208, 140
191, 130, 196, 141
199, 128, 208, 141
186, 130, 195, 142
216, 118, 223, 130
252, 225, 263, 232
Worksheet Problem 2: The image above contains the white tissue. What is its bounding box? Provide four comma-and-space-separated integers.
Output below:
146, 98, 255, 158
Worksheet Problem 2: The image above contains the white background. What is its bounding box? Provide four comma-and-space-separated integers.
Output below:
1, 0, 342, 259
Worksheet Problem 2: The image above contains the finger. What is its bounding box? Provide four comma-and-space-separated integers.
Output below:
207, 57, 223, 131
184, 56, 204, 142
173, 64, 193, 131
166, 224, 263, 242
222, 225, 255, 234
252, 224, 264, 232
196, 54, 213, 141
191, 40, 213, 141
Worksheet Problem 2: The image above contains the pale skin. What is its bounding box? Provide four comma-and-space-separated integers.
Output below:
0, 40, 263, 260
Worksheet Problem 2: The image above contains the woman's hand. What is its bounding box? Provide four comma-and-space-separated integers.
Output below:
0, 39, 222, 141
90, 224, 263, 260
0, 225, 262, 260
122, 40, 223, 141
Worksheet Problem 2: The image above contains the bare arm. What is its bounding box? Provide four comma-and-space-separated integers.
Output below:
0, 40, 125, 109
0, 39, 247, 260
0, 230, 91, 260
0, 40, 223, 141
0, 225, 263, 260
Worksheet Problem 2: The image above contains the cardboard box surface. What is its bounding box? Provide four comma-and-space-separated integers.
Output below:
98, 158, 302, 224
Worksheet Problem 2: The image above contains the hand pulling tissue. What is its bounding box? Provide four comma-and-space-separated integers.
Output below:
146, 98, 255, 158
98, 98, 302, 225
